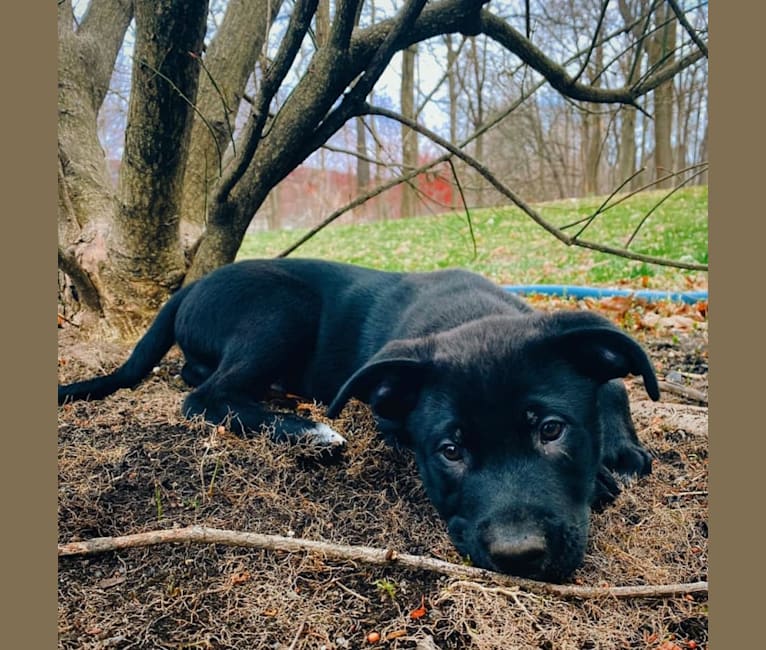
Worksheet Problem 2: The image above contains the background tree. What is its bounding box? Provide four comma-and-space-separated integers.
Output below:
58, 0, 707, 337
400, 43, 418, 218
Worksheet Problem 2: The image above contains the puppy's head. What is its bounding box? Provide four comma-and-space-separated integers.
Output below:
327, 311, 658, 582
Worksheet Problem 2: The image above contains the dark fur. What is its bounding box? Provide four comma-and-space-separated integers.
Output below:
59, 259, 659, 581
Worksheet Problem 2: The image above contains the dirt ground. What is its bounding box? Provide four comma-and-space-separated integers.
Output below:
57, 295, 708, 650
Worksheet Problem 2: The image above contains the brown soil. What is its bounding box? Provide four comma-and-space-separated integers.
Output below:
57, 297, 708, 650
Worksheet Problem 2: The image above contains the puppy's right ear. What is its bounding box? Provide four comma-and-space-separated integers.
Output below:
326, 357, 430, 421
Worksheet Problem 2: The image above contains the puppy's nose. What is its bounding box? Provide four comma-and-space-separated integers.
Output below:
487, 531, 547, 576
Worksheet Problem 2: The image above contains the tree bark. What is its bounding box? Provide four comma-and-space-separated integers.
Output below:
582, 42, 604, 196
57, 0, 134, 328
356, 117, 371, 191
179, 0, 284, 246
467, 37, 486, 205
103, 0, 209, 335
400, 44, 418, 218
646, 3, 677, 188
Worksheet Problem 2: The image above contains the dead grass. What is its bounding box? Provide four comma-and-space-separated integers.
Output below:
57, 300, 708, 650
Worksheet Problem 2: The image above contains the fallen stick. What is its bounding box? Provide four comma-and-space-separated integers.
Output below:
58, 525, 707, 600
656, 380, 708, 405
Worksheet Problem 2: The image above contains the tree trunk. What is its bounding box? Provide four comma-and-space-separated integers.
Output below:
618, 107, 637, 187
400, 44, 418, 219
445, 33, 459, 209
58, 0, 134, 329
646, 3, 677, 188
467, 37, 486, 205
88, 0, 208, 336
697, 119, 708, 185
356, 117, 370, 191
582, 44, 604, 196
179, 0, 284, 246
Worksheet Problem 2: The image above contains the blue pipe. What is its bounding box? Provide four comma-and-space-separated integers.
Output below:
503, 285, 707, 305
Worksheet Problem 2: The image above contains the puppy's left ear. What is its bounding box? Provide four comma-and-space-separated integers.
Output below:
326, 357, 430, 420
553, 327, 660, 401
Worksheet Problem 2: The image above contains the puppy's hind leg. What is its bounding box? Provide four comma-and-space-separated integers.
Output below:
181, 353, 346, 452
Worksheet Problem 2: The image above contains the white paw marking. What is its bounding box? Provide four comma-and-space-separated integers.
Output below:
302, 423, 347, 447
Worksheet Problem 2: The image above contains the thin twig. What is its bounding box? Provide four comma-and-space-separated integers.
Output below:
665, 0, 708, 57
320, 143, 390, 168
58, 526, 708, 600
572, 0, 610, 84
190, 51, 237, 156
571, 167, 647, 239
447, 158, 476, 258
560, 162, 708, 231
137, 57, 224, 178
624, 166, 709, 247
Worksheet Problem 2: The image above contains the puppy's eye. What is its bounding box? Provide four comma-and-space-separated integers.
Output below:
440, 443, 464, 462
539, 418, 566, 443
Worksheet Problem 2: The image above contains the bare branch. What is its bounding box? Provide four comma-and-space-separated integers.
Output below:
58, 525, 708, 600
665, 0, 708, 57
76, 0, 134, 110
329, 0, 364, 51
480, 8, 704, 106
559, 162, 707, 233
308, 0, 431, 150
570, 167, 648, 239
216, 0, 319, 204
572, 0, 611, 84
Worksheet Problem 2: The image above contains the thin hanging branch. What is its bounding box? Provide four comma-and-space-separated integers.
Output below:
572, 0, 611, 84
137, 56, 225, 177
446, 158, 476, 258
190, 51, 237, 157
365, 104, 707, 271
58, 525, 708, 600
560, 162, 707, 232
624, 165, 709, 247
572, 168, 649, 240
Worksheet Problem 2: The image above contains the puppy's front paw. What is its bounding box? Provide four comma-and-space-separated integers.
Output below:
592, 467, 621, 511
604, 442, 653, 478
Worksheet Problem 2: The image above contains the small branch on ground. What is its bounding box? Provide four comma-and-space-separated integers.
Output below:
657, 380, 708, 405
58, 526, 707, 600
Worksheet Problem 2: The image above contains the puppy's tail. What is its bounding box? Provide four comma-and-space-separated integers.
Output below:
58, 284, 192, 405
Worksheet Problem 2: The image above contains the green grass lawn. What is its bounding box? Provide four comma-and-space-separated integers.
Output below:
238, 185, 708, 291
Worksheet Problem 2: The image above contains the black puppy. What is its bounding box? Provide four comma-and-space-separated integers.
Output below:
59, 258, 659, 581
